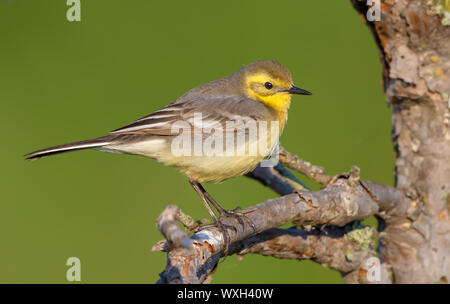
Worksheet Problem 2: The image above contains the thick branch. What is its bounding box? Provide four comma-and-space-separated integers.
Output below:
155, 166, 406, 283
351, 0, 450, 283
231, 225, 391, 284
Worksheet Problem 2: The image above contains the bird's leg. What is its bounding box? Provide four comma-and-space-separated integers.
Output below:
189, 180, 219, 222
189, 180, 231, 251
195, 182, 256, 232
195, 183, 228, 217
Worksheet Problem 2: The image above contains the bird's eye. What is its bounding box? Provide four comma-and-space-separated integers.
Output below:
264, 82, 273, 90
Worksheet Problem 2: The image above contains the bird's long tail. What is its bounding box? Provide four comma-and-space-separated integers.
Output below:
25, 136, 113, 160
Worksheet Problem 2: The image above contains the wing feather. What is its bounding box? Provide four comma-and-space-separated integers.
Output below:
109, 95, 277, 136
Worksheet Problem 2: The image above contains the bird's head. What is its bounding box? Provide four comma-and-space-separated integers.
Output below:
236, 60, 311, 113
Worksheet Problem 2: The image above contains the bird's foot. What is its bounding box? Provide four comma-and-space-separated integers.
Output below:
218, 207, 256, 233
193, 217, 232, 254
194, 210, 255, 255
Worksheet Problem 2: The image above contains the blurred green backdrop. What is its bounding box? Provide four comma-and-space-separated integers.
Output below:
0, 0, 393, 283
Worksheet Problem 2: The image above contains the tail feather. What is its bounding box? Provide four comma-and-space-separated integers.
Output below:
25, 137, 112, 160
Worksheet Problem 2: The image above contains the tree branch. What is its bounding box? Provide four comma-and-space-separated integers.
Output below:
231, 225, 391, 284
154, 151, 408, 283
278, 146, 332, 185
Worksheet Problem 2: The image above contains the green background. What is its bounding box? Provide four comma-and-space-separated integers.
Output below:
0, 0, 393, 283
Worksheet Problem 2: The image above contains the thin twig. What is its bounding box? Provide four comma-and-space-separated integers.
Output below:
278, 145, 332, 185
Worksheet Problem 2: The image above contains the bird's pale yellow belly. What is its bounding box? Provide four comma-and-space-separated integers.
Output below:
165, 154, 264, 183
157, 135, 277, 183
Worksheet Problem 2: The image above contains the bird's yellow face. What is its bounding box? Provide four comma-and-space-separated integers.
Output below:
243, 73, 294, 113
240, 61, 311, 118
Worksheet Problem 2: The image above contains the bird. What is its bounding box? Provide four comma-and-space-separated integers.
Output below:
25, 60, 312, 245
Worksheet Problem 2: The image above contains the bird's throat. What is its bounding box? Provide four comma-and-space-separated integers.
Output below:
258, 93, 291, 128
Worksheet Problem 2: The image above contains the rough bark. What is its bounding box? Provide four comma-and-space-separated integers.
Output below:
352, 0, 450, 284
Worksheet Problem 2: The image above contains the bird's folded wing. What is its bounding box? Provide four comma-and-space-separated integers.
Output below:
109, 95, 270, 136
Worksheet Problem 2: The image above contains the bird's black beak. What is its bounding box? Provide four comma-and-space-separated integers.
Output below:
285, 86, 312, 95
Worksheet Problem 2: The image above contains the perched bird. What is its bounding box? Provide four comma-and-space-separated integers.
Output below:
26, 60, 311, 241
